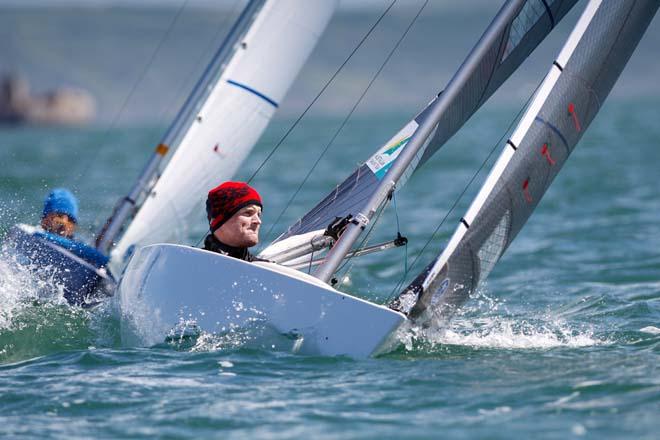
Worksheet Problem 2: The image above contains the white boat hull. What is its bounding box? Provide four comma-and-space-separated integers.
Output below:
118, 244, 406, 358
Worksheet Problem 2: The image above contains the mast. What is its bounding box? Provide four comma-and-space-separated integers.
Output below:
95, 0, 267, 253
393, 0, 658, 323
314, 0, 527, 283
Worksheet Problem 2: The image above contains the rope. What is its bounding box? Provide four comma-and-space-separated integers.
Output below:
73, 0, 192, 189
90, 2, 243, 234
155, 0, 242, 128
262, 0, 430, 244
246, 0, 398, 184
335, 197, 389, 289
392, 192, 408, 276
386, 78, 546, 301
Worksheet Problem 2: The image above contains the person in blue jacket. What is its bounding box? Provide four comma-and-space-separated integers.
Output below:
34, 188, 109, 270
5, 188, 113, 305
40, 188, 79, 238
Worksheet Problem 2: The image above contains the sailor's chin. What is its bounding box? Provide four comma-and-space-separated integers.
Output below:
242, 235, 259, 247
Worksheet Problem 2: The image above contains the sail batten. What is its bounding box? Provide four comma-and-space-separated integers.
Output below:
95, 0, 267, 254
395, 0, 658, 325
108, 1, 337, 273
264, 0, 578, 274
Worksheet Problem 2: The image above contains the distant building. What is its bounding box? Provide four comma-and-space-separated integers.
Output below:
0, 74, 95, 125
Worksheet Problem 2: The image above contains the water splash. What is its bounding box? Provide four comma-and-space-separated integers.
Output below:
426, 316, 602, 349
0, 246, 118, 363
393, 288, 606, 353
640, 326, 660, 335
0, 246, 67, 329
186, 322, 304, 355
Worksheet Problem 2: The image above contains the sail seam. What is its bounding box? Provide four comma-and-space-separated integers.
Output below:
534, 116, 569, 148
477, 22, 510, 106
420, 0, 602, 291
226, 79, 279, 107
540, 0, 555, 28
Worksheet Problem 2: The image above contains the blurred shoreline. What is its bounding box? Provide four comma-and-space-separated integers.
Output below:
1, 1, 658, 126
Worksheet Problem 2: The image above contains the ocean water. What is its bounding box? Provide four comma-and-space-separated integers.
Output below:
2, 3, 660, 439
2, 100, 659, 439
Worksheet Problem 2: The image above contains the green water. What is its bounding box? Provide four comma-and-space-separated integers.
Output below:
1, 100, 659, 438
1, 2, 659, 438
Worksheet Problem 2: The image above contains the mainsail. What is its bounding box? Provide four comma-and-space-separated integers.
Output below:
102, 1, 337, 272
392, 0, 658, 325
262, 0, 577, 263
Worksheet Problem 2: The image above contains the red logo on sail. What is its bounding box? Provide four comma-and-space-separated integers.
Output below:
540, 143, 556, 165
522, 178, 533, 203
568, 103, 581, 132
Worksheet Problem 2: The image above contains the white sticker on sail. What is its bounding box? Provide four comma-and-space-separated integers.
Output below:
366, 119, 418, 180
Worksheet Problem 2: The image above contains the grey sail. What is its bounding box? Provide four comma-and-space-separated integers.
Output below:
268, 0, 578, 246
392, 0, 658, 326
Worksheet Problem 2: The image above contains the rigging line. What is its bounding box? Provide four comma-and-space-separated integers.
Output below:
262, 0, 429, 244
387, 78, 545, 300
335, 196, 388, 289
392, 192, 408, 275
73, 0, 191, 189
393, 192, 401, 233
155, 0, 242, 128
245, 0, 398, 184
194, 232, 206, 248
90, 1, 242, 234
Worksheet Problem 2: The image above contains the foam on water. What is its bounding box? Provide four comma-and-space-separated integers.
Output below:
0, 245, 118, 363
0, 246, 67, 329
393, 288, 606, 353
640, 326, 660, 335
427, 316, 602, 349
187, 321, 305, 355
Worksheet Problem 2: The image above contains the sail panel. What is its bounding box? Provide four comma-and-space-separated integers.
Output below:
111, 0, 337, 270
419, 0, 577, 166
267, 0, 577, 250
397, 0, 658, 324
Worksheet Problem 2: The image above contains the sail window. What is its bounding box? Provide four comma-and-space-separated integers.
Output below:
502, 0, 553, 61
475, 210, 510, 284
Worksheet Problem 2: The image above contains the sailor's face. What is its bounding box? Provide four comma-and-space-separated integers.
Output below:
214, 204, 262, 248
41, 212, 76, 238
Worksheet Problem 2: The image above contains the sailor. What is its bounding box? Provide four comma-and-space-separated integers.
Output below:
41, 188, 79, 239
19, 187, 113, 305
203, 181, 265, 262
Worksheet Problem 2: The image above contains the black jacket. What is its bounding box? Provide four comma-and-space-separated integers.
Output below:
203, 234, 265, 262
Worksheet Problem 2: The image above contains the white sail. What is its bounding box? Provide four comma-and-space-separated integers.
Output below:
261, 0, 578, 275
393, 0, 659, 324
111, 1, 337, 271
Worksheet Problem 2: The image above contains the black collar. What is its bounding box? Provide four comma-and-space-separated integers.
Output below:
203, 234, 251, 260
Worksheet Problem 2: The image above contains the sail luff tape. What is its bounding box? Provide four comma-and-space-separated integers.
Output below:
155, 143, 170, 156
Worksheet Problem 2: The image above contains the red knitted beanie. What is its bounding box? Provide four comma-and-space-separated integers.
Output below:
206, 181, 262, 233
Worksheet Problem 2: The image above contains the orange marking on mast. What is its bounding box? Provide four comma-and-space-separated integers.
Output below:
155, 143, 169, 156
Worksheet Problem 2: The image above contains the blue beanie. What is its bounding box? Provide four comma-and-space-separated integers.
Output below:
42, 188, 79, 223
